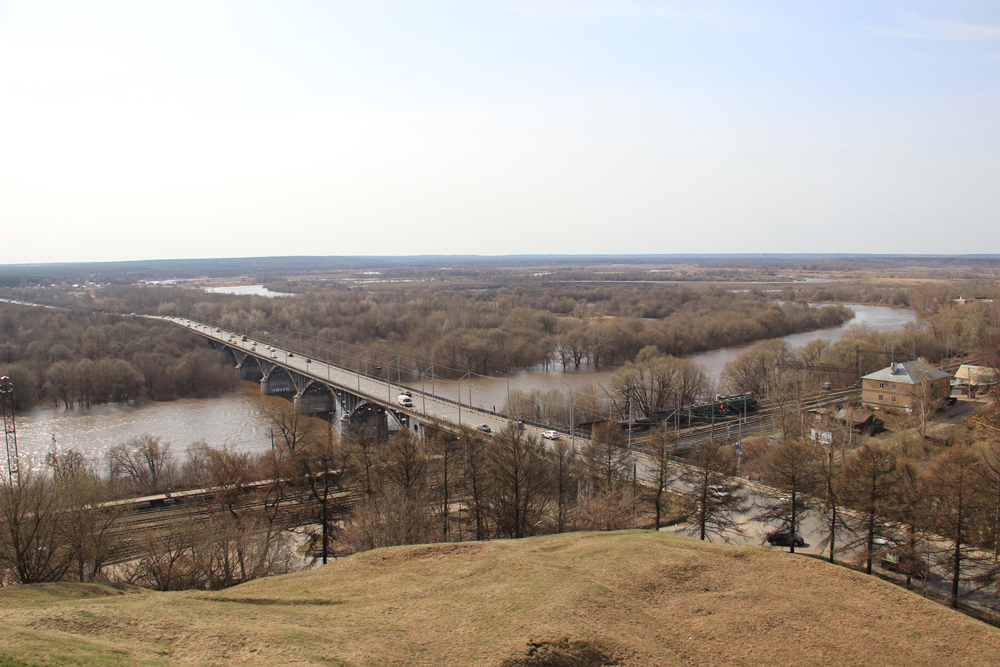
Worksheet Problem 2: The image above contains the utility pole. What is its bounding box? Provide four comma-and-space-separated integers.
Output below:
1, 376, 20, 485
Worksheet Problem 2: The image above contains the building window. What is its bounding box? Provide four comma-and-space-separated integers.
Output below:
891, 396, 896, 403
878, 394, 884, 401
879, 382, 885, 389
891, 384, 896, 391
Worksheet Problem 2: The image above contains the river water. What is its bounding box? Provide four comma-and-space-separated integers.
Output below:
205, 284, 294, 298
435, 304, 916, 411
11, 304, 914, 467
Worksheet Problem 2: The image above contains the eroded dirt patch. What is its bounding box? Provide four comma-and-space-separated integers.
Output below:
204, 597, 345, 606
364, 542, 486, 565
500, 638, 619, 667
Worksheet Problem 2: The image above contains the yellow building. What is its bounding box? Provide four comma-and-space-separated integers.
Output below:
861, 359, 951, 412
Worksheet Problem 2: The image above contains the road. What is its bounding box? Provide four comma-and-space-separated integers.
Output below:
156, 315, 526, 438
656, 460, 1000, 614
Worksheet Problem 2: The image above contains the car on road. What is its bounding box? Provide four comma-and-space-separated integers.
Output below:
708, 485, 731, 498
270, 352, 277, 359
288, 352, 294, 357
765, 531, 805, 548
541, 430, 560, 440
880, 551, 929, 579
400, 390, 412, 397
397, 395, 413, 407
479, 424, 492, 434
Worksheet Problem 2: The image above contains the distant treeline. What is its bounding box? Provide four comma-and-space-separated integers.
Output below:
4, 254, 1000, 288
110, 283, 851, 377
0, 306, 236, 410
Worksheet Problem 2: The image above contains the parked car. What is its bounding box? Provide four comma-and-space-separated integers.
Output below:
880, 551, 929, 579
765, 531, 805, 548
479, 424, 492, 434
541, 430, 560, 440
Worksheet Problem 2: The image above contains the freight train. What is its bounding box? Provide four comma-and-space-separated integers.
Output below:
618, 393, 758, 431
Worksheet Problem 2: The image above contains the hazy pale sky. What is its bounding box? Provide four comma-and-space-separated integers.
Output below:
2, 1, 998, 264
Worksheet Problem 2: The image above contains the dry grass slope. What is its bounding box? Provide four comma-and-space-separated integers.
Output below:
2, 531, 999, 666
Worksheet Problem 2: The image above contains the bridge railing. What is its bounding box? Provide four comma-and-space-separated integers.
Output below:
169, 314, 587, 439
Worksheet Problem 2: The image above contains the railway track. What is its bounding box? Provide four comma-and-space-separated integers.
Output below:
104, 481, 364, 563
627, 387, 860, 455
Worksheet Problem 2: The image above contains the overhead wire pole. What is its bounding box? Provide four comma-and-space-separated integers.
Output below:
1, 376, 20, 486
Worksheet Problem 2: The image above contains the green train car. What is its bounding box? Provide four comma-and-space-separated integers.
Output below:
650, 393, 758, 424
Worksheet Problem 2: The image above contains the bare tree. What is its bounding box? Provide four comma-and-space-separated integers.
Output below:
584, 423, 630, 493
460, 428, 491, 541
721, 339, 794, 397
680, 439, 748, 542
57, 472, 127, 582
0, 466, 71, 584
887, 456, 930, 589
813, 425, 851, 565
295, 431, 349, 564
488, 423, 550, 539
106, 434, 176, 494
429, 430, 457, 541
267, 403, 320, 454
645, 426, 679, 531
755, 438, 823, 554
924, 443, 986, 609
46, 446, 90, 481
840, 442, 898, 574
608, 347, 707, 419
549, 438, 580, 533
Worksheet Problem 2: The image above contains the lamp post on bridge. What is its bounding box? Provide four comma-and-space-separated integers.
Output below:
558, 380, 574, 451
496, 371, 510, 419
458, 371, 471, 427
420, 370, 427, 414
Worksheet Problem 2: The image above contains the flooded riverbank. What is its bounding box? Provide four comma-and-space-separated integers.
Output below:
9, 304, 915, 467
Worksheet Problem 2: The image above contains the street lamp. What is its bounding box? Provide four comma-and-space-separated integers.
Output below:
558, 380, 574, 451
458, 371, 471, 426
420, 370, 427, 413
497, 371, 510, 418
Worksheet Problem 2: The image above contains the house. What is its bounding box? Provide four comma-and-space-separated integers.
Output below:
951, 364, 998, 397
834, 408, 885, 436
861, 359, 951, 412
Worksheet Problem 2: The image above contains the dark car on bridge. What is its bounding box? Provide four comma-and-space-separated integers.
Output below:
765, 531, 805, 548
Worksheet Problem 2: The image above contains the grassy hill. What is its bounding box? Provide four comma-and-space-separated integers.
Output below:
2, 531, 998, 666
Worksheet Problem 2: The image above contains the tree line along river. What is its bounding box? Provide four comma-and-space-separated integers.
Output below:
14, 304, 915, 466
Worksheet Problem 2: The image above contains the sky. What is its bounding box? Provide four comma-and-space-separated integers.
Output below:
1, 0, 999, 264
